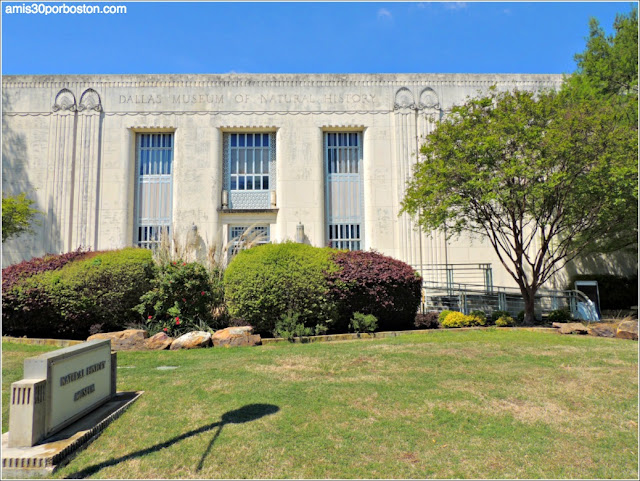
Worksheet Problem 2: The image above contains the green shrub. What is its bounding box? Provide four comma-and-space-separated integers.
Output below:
224, 242, 337, 336
547, 309, 573, 323
489, 310, 511, 324
3, 248, 155, 339
470, 310, 487, 323
468, 313, 487, 326
516, 310, 526, 324
134, 260, 224, 336
349, 312, 378, 334
273, 311, 312, 340
439, 310, 454, 323
495, 315, 515, 327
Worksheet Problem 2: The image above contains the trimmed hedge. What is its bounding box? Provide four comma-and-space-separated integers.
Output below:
225, 244, 423, 336
326, 250, 423, 332
2, 248, 155, 339
224, 242, 338, 335
2, 248, 88, 292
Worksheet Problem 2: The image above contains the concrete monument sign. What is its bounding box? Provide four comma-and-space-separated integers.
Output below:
8, 339, 116, 448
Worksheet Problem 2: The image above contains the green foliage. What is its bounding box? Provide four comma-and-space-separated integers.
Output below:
495, 316, 515, 327
441, 311, 485, 328
469, 310, 487, 323
547, 309, 573, 323
224, 242, 337, 335
516, 311, 526, 324
349, 312, 378, 334
2, 248, 155, 339
2, 192, 42, 242
489, 310, 511, 324
134, 260, 224, 336
564, 6, 638, 253
401, 86, 637, 325
438, 310, 454, 323
273, 311, 313, 341
568, 6, 638, 125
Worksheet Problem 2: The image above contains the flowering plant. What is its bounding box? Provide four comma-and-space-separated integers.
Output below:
134, 260, 223, 336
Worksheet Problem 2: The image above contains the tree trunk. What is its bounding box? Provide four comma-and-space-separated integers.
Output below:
520, 287, 537, 326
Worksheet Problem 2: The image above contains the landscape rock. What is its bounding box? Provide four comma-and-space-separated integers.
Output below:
87, 329, 149, 351
616, 320, 638, 340
145, 332, 174, 350
212, 326, 261, 347
587, 324, 616, 338
552, 322, 588, 335
170, 331, 212, 350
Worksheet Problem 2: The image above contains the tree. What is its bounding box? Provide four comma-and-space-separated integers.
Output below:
2, 192, 42, 242
400, 88, 637, 325
564, 5, 638, 253
567, 5, 637, 127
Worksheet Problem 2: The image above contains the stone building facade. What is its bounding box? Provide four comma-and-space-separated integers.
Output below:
4, 73, 576, 288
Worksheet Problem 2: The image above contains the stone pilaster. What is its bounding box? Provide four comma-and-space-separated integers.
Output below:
45, 89, 77, 253
72, 89, 103, 250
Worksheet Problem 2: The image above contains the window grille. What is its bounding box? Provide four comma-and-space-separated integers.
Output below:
325, 132, 363, 251
328, 224, 361, 251
228, 133, 270, 191
135, 133, 173, 249
228, 225, 270, 259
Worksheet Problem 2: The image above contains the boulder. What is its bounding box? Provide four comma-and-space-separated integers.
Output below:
552, 322, 588, 335
616, 320, 638, 340
170, 331, 212, 350
87, 329, 148, 351
145, 332, 174, 350
212, 326, 261, 348
587, 324, 616, 338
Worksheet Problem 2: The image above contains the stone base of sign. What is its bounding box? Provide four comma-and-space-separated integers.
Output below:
1, 391, 142, 478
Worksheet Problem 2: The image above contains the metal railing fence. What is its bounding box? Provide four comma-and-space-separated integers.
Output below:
419, 280, 599, 322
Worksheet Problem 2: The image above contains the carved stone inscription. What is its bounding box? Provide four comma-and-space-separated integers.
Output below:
118, 92, 376, 106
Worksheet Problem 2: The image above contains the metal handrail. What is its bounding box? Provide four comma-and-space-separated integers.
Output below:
420, 280, 600, 323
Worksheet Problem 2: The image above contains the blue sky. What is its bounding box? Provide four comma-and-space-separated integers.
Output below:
1, 1, 635, 75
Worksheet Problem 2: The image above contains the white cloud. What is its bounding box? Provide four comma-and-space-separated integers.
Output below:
444, 2, 467, 11
377, 8, 393, 20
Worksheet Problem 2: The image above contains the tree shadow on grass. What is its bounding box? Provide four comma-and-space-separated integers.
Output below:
64, 403, 280, 479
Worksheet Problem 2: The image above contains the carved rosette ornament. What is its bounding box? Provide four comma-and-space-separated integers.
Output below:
419, 87, 439, 110
78, 89, 102, 112
394, 87, 415, 110
52, 88, 77, 112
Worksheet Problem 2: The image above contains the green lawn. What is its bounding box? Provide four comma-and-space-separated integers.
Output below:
2, 329, 638, 479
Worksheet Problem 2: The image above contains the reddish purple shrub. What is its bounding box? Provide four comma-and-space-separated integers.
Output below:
325, 250, 422, 332
414, 311, 440, 329
2, 248, 154, 339
2, 248, 88, 292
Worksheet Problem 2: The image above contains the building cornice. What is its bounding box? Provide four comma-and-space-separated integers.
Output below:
2, 73, 565, 89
